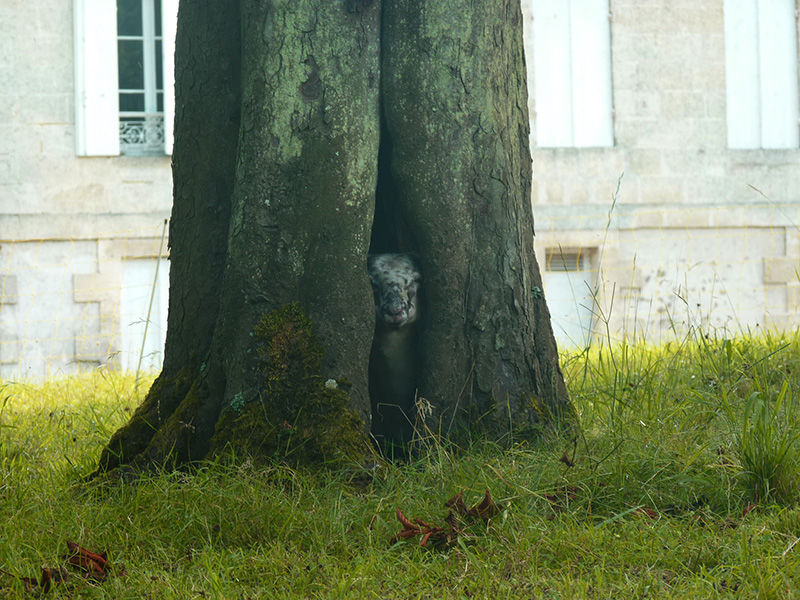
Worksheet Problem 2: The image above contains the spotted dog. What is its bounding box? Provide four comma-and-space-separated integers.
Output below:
367, 253, 422, 456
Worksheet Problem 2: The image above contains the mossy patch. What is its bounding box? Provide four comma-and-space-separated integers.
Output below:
210, 303, 370, 468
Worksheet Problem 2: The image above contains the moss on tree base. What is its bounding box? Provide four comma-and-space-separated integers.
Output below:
94, 303, 372, 476
209, 303, 371, 467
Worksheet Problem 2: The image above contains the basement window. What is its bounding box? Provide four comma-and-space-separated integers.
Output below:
543, 248, 596, 347
545, 249, 593, 273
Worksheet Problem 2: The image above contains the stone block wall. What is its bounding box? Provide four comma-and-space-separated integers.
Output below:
0, 1, 172, 377
523, 0, 800, 345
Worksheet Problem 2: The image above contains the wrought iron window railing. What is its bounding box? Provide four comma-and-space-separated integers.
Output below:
119, 113, 165, 154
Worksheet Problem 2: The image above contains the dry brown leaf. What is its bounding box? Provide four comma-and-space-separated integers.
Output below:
65, 541, 109, 580
634, 507, 658, 520
472, 487, 504, 520
445, 491, 468, 514
390, 488, 505, 547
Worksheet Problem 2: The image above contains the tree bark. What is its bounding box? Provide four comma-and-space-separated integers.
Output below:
96, 0, 573, 475
97, 0, 243, 471
381, 1, 572, 441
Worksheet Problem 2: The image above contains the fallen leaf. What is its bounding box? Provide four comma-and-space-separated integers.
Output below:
39, 567, 52, 594
559, 436, 578, 470
472, 487, 504, 520
390, 507, 421, 544
395, 507, 418, 531
559, 450, 575, 468
391, 489, 505, 547
544, 485, 578, 512
445, 491, 468, 515
0, 566, 68, 593
65, 541, 108, 580
389, 507, 449, 546
634, 507, 658, 520
444, 510, 462, 535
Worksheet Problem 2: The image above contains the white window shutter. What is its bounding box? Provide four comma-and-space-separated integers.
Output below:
570, 0, 613, 147
73, 0, 120, 156
530, 0, 613, 147
724, 0, 761, 148
758, 0, 799, 149
162, 0, 179, 155
725, 0, 799, 149
532, 0, 574, 146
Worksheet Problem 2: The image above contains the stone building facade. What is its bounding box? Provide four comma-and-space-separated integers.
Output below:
1, 0, 799, 377
1, 0, 175, 377
523, 0, 800, 346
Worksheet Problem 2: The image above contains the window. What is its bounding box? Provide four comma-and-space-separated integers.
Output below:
526, 0, 614, 147
118, 0, 165, 154
543, 248, 596, 347
74, 0, 177, 156
724, 0, 800, 149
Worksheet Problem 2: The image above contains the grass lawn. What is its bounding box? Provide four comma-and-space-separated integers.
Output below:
2, 331, 800, 598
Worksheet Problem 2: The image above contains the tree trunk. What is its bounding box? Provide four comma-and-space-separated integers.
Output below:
381, 1, 572, 442
96, 0, 243, 471
96, 0, 574, 475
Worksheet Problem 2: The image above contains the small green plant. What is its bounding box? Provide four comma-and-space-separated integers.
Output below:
724, 383, 799, 504
682, 335, 800, 505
